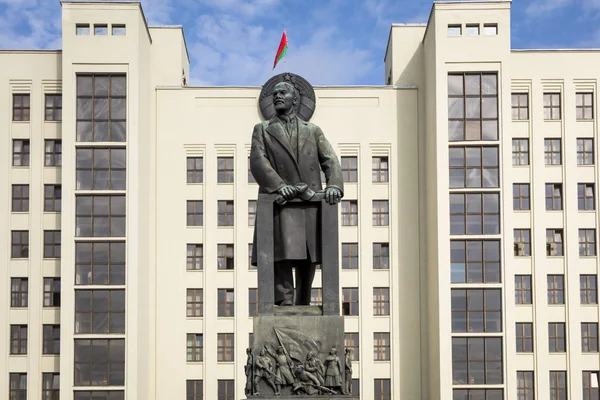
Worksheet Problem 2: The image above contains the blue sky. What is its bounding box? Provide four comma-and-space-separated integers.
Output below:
0, 0, 598, 86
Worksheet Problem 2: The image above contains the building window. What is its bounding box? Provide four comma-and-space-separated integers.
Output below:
11, 230, 28, 258
544, 93, 561, 120
549, 323, 566, 353
578, 183, 595, 210
451, 240, 501, 284
582, 323, 599, 353
514, 229, 531, 256
217, 157, 234, 183
187, 380, 203, 400
217, 244, 234, 270
248, 243, 255, 269
186, 244, 203, 271
74, 338, 125, 386
75, 289, 124, 334
76, 148, 126, 190
453, 389, 503, 398
341, 156, 357, 182
12, 139, 30, 166
341, 200, 358, 226
451, 289, 502, 333
341, 243, 358, 269
580, 229, 597, 256
374, 379, 391, 400
465, 24, 479, 35
186, 157, 203, 183
483, 23, 498, 35
187, 289, 203, 317
351, 379, 360, 395
43, 325, 60, 354
448, 24, 462, 36
452, 337, 503, 385
217, 334, 234, 362
581, 275, 598, 304
44, 184, 62, 212
217, 200, 234, 226
94, 24, 108, 35
546, 229, 564, 256
577, 92, 594, 120
9, 373, 26, 399
372, 156, 389, 182
10, 325, 27, 354
545, 183, 563, 210
513, 183, 530, 210
583, 372, 600, 399
448, 73, 499, 141
13, 94, 30, 121
549, 371, 567, 400
76, 195, 126, 237
45, 94, 62, 121
373, 288, 390, 316
516, 323, 533, 353
76, 24, 90, 35
512, 139, 529, 166
218, 289, 235, 317
578, 138, 595, 165
342, 287, 359, 316
544, 138, 562, 165
112, 24, 126, 36
248, 200, 257, 226
449, 146, 499, 188
11, 184, 29, 212
249, 288, 258, 317
11, 278, 28, 307
344, 333, 359, 361
42, 373, 60, 400
310, 288, 322, 306
517, 371, 534, 400
218, 379, 234, 399
75, 242, 125, 285
248, 156, 256, 183
373, 332, 390, 361
449, 193, 500, 235
34, 296, 53, 330
186, 333, 203, 362
187, 200, 203, 226
77, 75, 126, 142
515, 275, 532, 305
511, 93, 529, 120
74, 391, 124, 399
43, 230, 61, 259
44, 139, 62, 166
373, 243, 390, 270
547, 275, 565, 304
372, 200, 389, 226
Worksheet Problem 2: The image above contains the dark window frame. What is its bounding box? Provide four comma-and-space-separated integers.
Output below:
582, 322, 599, 353
583, 371, 600, 400
248, 200, 257, 226
451, 337, 503, 385
217, 379, 235, 400
217, 288, 235, 317
11, 184, 29, 212
217, 200, 234, 226
187, 380, 203, 400
73, 338, 125, 386
75, 289, 125, 333
342, 243, 359, 269
12, 139, 30, 166
341, 156, 358, 182
217, 333, 234, 362
75, 241, 126, 285
75, 195, 126, 237
449, 146, 500, 188
512, 138, 529, 166
544, 138, 562, 165
372, 200, 389, 226
344, 332, 360, 361
451, 289, 502, 333
9, 373, 27, 400
578, 138, 595, 165
187, 288, 203, 318
187, 200, 203, 227
341, 200, 358, 226
581, 275, 598, 305
577, 92, 594, 120
373, 332, 390, 361
517, 371, 534, 400
545, 183, 563, 210
511, 93, 529, 120
549, 322, 566, 353
578, 183, 595, 210
42, 372, 60, 400
546, 229, 564, 256
515, 275, 532, 305
187, 157, 203, 183
451, 240, 501, 284
187, 244, 203, 271
186, 333, 203, 362
373, 243, 389, 270
547, 275, 565, 305
372, 156, 389, 182
248, 288, 258, 317
11, 278, 28, 307
543, 93, 562, 120
579, 229, 597, 256
217, 157, 234, 183
514, 229, 531, 256
11, 230, 29, 258
374, 378, 391, 400
513, 183, 530, 211
516, 323, 533, 353
449, 192, 500, 235
549, 371, 567, 400
43, 324, 60, 355
342, 287, 359, 316
76, 147, 126, 190
13, 94, 30, 121
45, 139, 62, 166
45, 94, 62, 121
44, 184, 62, 212
44, 230, 61, 259
10, 324, 27, 355
217, 244, 234, 270
373, 287, 390, 316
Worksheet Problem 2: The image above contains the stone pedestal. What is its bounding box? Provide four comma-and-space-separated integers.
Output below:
248, 314, 352, 398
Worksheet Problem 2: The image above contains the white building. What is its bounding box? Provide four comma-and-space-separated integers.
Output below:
0, 0, 599, 399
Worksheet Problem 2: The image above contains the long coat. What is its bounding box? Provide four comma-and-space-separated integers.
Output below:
250, 116, 344, 265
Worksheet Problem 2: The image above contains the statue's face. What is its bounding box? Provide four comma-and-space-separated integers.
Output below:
272, 83, 296, 113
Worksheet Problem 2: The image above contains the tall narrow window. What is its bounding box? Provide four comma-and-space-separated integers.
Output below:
43, 278, 61, 307
45, 94, 62, 121
248, 288, 258, 317
217, 200, 234, 226
44, 184, 61, 212
217, 244, 234, 270
310, 288, 322, 306
45, 139, 62, 166
76, 75, 126, 142
341, 243, 358, 269
372, 156, 389, 182
342, 288, 359, 316
12, 139, 30, 166
577, 92, 594, 120
578, 183, 595, 210
516, 323, 533, 353
545, 183, 563, 210
549, 371, 567, 400
187, 244, 203, 271
372, 200, 389, 226
513, 184, 530, 210
187, 157, 203, 183
512, 139, 529, 165
582, 323, 599, 352
187, 380, 203, 400
10, 325, 27, 354
187, 289, 203, 317
341, 156, 357, 182
578, 138, 594, 165
187, 201, 203, 226
217, 157, 234, 183
547, 275, 565, 304
515, 275, 532, 305
511, 93, 529, 120
13, 94, 30, 121
11, 230, 29, 258
448, 73, 498, 141
11, 184, 29, 212
42, 373, 60, 400
248, 156, 256, 183
248, 200, 257, 226
217, 334, 234, 362
549, 323, 566, 352
43, 230, 61, 258
43, 325, 60, 354
546, 229, 564, 256
579, 229, 597, 256
581, 275, 598, 304
373, 288, 390, 316
374, 379, 391, 400
544, 93, 561, 120
373, 243, 390, 270
9, 374, 27, 399
344, 333, 359, 361
373, 333, 390, 361
11, 278, 28, 307
218, 379, 234, 399
517, 371, 534, 400
217, 289, 235, 317
544, 139, 562, 165
514, 229, 531, 256
583, 371, 600, 400
341, 200, 358, 226
186, 333, 203, 362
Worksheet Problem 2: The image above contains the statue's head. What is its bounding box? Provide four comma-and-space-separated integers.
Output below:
272, 81, 298, 115
330, 347, 337, 355
259, 349, 266, 356
306, 351, 314, 360
346, 348, 352, 355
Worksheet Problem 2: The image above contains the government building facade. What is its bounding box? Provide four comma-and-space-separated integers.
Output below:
1, 0, 599, 399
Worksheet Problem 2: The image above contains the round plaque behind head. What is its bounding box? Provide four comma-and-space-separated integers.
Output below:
259, 73, 316, 122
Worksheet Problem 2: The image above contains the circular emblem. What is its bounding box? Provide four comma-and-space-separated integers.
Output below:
259, 73, 316, 121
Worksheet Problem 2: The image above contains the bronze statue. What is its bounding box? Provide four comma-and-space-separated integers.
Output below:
274, 346, 295, 388
244, 348, 254, 395
344, 348, 353, 394
253, 348, 278, 395
324, 347, 344, 394
250, 79, 344, 306
305, 351, 325, 385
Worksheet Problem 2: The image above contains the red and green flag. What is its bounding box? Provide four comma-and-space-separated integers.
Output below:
273, 29, 288, 70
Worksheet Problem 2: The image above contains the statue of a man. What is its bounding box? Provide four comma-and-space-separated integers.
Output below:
250, 80, 344, 306
253, 348, 278, 395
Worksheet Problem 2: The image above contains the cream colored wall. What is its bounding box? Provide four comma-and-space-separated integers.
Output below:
154, 86, 419, 399
0, 50, 62, 400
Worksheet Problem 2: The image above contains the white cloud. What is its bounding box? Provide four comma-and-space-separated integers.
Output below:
525, 0, 572, 15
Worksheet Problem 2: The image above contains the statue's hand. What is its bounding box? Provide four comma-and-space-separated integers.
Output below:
324, 187, 342, 205
278, 185, 298, 200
